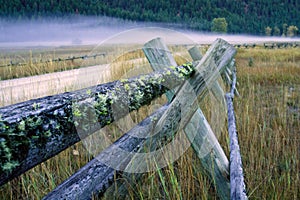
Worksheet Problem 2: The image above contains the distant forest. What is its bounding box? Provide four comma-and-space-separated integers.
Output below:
1, 0, 299, 35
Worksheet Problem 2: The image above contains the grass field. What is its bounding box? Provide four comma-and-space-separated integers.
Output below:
0, 45, 299, 199
0, 44, 144, 80
234, 47, 300, 199
0, 45, 95, 80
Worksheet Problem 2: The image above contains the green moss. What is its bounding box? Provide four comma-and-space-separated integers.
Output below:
2, 161, 20, 173
97, 93, 108, 103
124, 83, 130, 91
25, 116, 43, 129
43, 130, 52, 137
0, 137, 21, 173
0, 139, 12, 160
170, 66, 176, 70
55, 124, 60, 129
178, 63, 193, 76
0, 112, 55, 174
140, 75, 146, 80
134, 90, 144, 106
150, 116, 158, 122
94, 93, 109, 116
32, 102, 40, 110
0, 62, 196, 176
72, 107, 82, 117
18, 120, 26, 131
86, 89, 92, 95
120, 78, 128, 83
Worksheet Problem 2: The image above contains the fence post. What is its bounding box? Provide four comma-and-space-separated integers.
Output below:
188, 46, 203, 61
143, 38, 230, 200
142, 37, 178, 101
188, 46, 226, 111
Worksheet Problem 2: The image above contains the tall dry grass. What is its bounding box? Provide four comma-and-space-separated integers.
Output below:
0, 45, 113, 80
234, 47, 300, 199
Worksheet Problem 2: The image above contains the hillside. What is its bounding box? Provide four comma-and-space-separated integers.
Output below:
0, 0, 299, 35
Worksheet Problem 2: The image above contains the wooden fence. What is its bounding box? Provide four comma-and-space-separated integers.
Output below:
0, 53, 106, 68
234, 41, 299, 49
1, 41, 298, 68
0, 38, 247, 199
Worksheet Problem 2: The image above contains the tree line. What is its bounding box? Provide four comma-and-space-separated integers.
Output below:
0, 0, 299, 36
265, 24, 298, 37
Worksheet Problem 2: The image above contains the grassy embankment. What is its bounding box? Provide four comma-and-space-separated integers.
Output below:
0, 45, 299, 199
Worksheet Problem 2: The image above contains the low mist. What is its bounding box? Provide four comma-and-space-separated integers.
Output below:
0, 16, 299, 47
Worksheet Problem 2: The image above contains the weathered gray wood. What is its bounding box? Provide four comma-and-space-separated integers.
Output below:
223, 61, 240, 97
106, 38, 235, 199
0, 64, 195, 186
43, 104, 173, 200
188, 45, 226, 113
148, 39, 230, 200
143, 37, 178, 101
44, 83, 188, 199
166, 38, 235, 199
188, 46, 203, 61
45, 75, 197, 199
225, 67, 248, 200
103, 37, 182, 198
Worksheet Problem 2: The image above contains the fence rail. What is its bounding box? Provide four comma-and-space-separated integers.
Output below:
0, 62, 194, 185
226, 67, 248, 200
0, 53, 106, 68
0, 38, 248, 200
1, 41, 298, 68
234, 41, 299, 49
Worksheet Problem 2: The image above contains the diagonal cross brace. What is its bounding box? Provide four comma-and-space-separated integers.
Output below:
142, 38, 232, 200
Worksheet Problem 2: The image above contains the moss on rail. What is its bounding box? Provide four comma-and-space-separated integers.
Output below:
0, 62, 194, 185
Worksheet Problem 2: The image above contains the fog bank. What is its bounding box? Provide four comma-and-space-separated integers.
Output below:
0, 16, 299, 47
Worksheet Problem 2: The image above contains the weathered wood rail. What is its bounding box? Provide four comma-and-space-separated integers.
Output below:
0, 38, 247, 200
226, 67, 248, 200
234, 42, 299, 49
0, 62, 194, 185
0, 53, 106, 68
263, 42, 299, 49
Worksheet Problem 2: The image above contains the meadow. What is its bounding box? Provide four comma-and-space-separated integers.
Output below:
0, 44, 299, 199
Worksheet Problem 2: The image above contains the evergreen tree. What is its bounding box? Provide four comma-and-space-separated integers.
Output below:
273, 26, 280, 36
0, 0, 299, 35
265, 26, 272, 36
287, 25, 298, 37
282, 23, 288, 37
